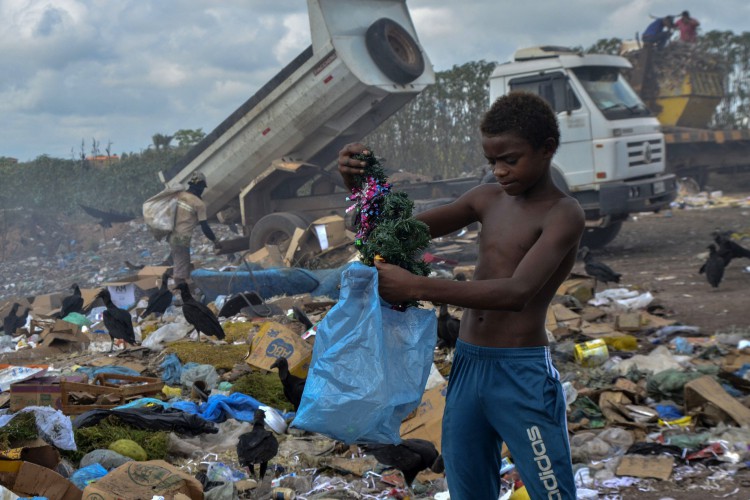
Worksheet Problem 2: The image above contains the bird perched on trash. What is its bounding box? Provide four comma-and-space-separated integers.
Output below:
713, 230, 750, 267
699, 244, 725, 288
236, 408, 279, 480
270, 356, 306, 412
141, 269, 173, 318
79, 203, 137, 228
97, 289, 137, 351
579, 246, 621, 289
2, 303, 29, 336
174, 283, 225, 341
58, 283, 84, 318
360, 438, 440, 486
436, 303, 460, 349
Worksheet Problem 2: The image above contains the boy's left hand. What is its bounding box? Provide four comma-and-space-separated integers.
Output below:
374, 260, 416, 304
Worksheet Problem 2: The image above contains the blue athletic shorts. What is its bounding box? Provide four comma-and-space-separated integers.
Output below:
442, 340, 576, 500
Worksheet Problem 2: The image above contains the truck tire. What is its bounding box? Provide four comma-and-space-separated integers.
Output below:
248, 212, 314, 254
365, 18, 425, 84
580, 222, 622, 249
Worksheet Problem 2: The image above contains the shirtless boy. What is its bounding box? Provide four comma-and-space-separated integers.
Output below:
339, 91, 584, 499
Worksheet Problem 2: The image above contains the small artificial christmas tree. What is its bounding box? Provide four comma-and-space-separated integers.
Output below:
345, 149, 432, 307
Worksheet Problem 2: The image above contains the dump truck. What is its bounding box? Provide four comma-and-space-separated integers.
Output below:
624, 43, 750, 188
488, 46, 678, 248
158, 0, 480, 259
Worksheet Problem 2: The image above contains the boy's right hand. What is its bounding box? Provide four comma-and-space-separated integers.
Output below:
338, 143, 369, 191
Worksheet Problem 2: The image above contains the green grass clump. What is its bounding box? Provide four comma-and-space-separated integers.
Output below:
165, 341, 249, 370
230, 371, 289, 411
0, 413, 38, 449
62, 416, 169, 464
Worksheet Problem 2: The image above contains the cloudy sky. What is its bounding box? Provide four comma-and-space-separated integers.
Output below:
2, 0, 748, 162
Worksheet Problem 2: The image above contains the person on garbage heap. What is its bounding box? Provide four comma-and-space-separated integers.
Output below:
642, 15, 674, 49
338, 92, 584, 500
169, 172, 222, 285
675, 10, 700, 43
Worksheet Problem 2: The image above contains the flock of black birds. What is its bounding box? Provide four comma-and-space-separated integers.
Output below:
699, 230, 750, 288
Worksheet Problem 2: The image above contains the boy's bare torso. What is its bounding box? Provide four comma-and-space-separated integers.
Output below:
460, 184, 579, 348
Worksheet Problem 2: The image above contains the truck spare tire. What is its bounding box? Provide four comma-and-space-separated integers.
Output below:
365, 18, 425, 84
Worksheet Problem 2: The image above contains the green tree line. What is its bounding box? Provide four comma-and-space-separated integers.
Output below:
3, 29, 749, 216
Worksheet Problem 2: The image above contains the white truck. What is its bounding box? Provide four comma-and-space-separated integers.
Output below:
489, 46, 678, 247
159, 0, 480, 258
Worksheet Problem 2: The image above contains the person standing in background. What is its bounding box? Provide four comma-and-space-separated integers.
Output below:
675, 11, 700, 43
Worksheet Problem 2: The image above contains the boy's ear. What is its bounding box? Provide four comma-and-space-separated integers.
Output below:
542, 137, 558, 158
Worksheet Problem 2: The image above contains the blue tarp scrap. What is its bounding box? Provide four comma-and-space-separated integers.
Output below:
159, 353, 182, 386
191, 266, 343, 303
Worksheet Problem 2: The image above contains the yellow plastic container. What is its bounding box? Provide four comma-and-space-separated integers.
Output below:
509, 485, 530, 500
574, 339, 609, 367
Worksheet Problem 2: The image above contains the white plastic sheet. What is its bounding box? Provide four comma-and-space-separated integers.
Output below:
142, 321, 191, 350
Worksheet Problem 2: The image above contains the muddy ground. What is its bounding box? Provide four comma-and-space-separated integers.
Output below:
582, 197, 750, 336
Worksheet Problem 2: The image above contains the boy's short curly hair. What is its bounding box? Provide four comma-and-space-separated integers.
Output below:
480, 91, 560, 152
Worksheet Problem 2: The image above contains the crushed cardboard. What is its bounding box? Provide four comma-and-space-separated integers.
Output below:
245, 321, 313, 378
81, 460, 202, 500
0, 461, 82, 500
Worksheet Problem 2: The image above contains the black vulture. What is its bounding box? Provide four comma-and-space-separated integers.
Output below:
141, 270, 173, 318
579, 246, 621, 289
236, 409, 279, 480
58, 284, 84, 318
360, 438, 440, 486
700, 244, 725, 288
269, 356, 306, 412
97, 289, 137, 351
436, 303, 460, 349
3, 303, 28, 335
79, 203, 137, 228
174, 283, 225, 341
713, 230, 750, 267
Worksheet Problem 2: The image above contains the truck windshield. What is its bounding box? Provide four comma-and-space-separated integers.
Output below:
572, 66, 651, 120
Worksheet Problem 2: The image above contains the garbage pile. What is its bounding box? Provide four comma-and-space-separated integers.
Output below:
1, 216, 750, 499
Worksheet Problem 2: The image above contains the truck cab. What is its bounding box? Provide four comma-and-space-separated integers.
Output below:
489, 46, 678, 247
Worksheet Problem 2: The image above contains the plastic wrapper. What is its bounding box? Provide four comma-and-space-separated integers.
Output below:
292, 263, 436, 444
142, 321, 192, 350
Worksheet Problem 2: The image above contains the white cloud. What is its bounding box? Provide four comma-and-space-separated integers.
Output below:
0, 0, 747, 161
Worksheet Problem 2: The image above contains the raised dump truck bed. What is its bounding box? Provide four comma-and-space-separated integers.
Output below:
159, 0, 447, 252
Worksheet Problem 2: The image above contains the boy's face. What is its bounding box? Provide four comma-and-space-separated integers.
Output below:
482, 132, 554, 196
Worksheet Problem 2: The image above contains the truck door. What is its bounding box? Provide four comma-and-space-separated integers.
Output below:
509, 73, 593, 188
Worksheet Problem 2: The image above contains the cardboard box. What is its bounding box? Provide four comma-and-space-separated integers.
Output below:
310, 215, 348, 250
82, 460, 202, 500
102, 266, 171, 309
0, 439, 61, 471
39, 320, 90, 351
0, 461, 81, 500
10, 374, 88, 411
29, 293, 63, 317
400, 382, 447, 452
246, 321, 312, 378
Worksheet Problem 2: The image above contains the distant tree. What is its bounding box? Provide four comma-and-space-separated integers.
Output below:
173, 128, 205, 148
585, 38, 623, 55
364, 60, 496, 179
151, 133, 174, 151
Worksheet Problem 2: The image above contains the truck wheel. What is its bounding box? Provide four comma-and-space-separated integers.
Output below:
366, 18, 425, 84
580, 222, 622, 249
248, 212, 315, 254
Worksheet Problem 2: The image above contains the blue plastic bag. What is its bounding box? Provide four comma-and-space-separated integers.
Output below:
292, 262, 436, 444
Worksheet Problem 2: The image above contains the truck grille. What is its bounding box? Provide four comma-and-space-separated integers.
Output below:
627, 139, 662, 167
